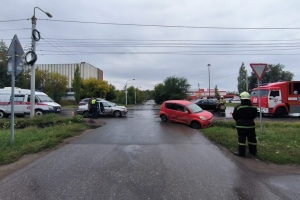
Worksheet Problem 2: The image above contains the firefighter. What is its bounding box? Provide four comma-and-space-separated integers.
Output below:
232, 91, 258, 157
91, 97, 99, 119
219, 96, 226, 116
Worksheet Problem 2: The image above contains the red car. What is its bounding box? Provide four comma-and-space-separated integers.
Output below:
159, 100, 214, 129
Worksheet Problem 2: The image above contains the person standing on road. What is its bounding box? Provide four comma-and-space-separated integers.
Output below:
91, 97, 99, 119
219, 96, 226, 116
232, 91, 258, 157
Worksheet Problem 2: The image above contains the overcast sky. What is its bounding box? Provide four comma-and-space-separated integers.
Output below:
1, 0, 300, 92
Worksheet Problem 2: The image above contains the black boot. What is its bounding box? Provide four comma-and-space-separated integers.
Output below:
248, 144, 257, 156
233, 152, 245, 157
233, 145, 246, 157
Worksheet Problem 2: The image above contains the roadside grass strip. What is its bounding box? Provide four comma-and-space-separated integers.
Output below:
0, 123, 88, 165
201, 120, 300, 165
0, 115, 89, 165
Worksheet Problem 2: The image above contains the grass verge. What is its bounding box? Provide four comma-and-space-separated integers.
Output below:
201, 120, 300, 165
0, 115, 89, 165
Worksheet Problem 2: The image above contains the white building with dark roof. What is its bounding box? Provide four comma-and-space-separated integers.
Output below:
35, 62, 103, 89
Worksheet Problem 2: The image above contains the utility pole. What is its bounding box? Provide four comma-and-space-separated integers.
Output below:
246, 74, 248, 92
125, 79, 135, 106
207, 64, 211, 98
30, 7, 52, 117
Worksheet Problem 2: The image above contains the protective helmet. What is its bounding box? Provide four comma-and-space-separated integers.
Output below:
220, 95, 224, 99
240, 91, 250, 100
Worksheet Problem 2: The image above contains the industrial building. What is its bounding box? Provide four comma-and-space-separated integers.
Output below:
36, 62, 103, 89
35, 62, 103, 100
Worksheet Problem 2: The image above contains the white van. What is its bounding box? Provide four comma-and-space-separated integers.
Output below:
0, 87, 61, 118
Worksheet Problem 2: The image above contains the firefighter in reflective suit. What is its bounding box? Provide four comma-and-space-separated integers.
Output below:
232, 92, 258, 157
219, 96, 226, 116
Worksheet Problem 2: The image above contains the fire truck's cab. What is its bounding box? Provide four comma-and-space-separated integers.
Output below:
250, 81, 300, 117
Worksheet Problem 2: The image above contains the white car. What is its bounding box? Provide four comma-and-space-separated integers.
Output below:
76, 100, 128, 118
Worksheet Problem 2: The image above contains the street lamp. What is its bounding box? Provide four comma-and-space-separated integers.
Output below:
207, 64, 211, 98
125, 79, 135, 106
30, 7, 52, 118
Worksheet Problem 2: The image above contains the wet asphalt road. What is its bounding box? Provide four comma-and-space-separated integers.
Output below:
0, 101, 299, 199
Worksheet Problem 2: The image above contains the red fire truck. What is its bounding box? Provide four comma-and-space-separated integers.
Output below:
250, 81, 300, 117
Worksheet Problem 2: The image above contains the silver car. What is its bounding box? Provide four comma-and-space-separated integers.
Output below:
76, 100, 128, 118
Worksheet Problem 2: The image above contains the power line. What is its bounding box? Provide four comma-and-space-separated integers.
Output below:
4, 38, 300, 42
0, 28, 31, 31
36, 47, 300, 54
39, 19, 300, 30
36, 53, 300, 56
0, 19, 29, 23
40, 33, 83, 62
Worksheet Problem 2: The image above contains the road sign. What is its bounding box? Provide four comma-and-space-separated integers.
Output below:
7, 56, 24, 76
250, 63, 268, 80
6, 35, 24, 56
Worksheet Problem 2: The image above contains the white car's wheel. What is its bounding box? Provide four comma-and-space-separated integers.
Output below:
113, 110, 121, 117
0, 111, 7, 119
83, 111, 90, 118
35, 110, 43, 117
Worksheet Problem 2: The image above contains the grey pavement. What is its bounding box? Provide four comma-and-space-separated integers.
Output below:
0, 101, 299, 199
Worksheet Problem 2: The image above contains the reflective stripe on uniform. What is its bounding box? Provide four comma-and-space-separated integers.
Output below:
236, 125, 255, 129
236, 105, 257, 110
238, 143, 246, 146
248, 142, 257, 145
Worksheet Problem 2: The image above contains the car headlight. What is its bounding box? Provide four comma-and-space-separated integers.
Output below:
48, 106, 54, 110
199, 116, 207, 120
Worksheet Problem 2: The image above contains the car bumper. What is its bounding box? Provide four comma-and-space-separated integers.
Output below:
76, 110, 85, 115
121, 111, 128, 116
201, 118, 214, 128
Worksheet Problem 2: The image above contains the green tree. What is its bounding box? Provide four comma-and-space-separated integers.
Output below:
248, 64, 294, 90
237, 62, 248, 94
43, 72, 68, 103
127, 86, 135, 104
72, 64, 82, 103
106, 84, 116, 101
82, 78, 110, 98
15, 68, 48, 90
35, 69, 48, 91
153, 76, 191, 104
214, 85, 219, 98
115, 89, 125, 105
153, 83, 165, 104
16, 68, 31, 89
0, 41, 10, 88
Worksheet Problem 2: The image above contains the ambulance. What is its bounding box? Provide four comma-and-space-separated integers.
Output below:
250, 81, 300, 117
0, 87, 61, 118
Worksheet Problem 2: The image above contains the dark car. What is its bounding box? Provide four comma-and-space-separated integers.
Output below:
194, 99, 217, 111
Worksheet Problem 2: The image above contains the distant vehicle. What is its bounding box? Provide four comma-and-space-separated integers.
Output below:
144, 100, 156, 105
194, 99, 217, 111
159, 100, 213, 129
250, 81, 300, 117
0, 87, 61, 118
78, 98, 116, 106
76, 100, 127, 118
